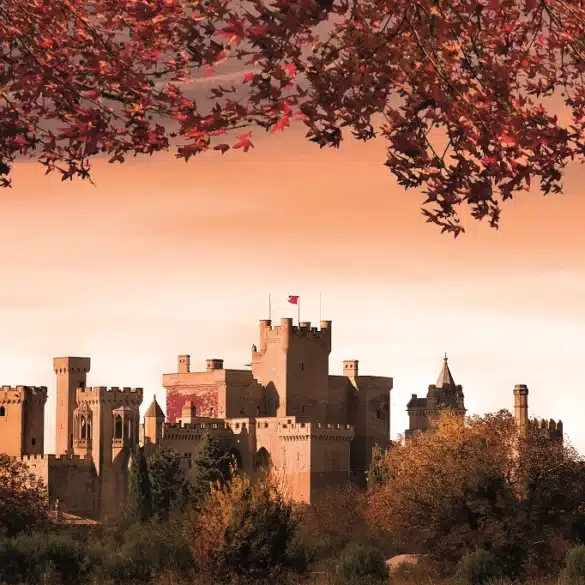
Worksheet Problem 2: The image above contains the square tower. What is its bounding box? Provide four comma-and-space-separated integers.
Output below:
54, 357, 91, 455
251, 319, 332, 419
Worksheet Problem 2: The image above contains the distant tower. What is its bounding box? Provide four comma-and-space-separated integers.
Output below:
406, 354, 466, 439
513, 384, 529, 438
144, 395, 165, 445
54, 357, 91, 455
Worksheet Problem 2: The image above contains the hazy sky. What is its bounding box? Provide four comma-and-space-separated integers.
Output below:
5, 93, 585, 453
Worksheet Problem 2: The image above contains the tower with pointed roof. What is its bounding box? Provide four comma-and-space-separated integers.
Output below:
143, 394, 165, 445
405, 354, 466, 439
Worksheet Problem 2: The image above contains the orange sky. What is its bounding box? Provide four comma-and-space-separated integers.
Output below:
5, 115, 585, 453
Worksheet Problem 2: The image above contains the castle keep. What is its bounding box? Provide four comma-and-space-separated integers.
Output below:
0, 319, 563, 521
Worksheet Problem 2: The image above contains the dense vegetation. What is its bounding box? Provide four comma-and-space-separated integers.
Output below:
3, 411, 585, 585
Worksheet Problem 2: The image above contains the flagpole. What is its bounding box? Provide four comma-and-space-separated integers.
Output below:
298, 297, 300, 325
268, 293, 272, 321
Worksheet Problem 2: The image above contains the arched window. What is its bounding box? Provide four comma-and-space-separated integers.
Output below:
80, 416, 87, 439
0, 406, 5, 417
114, 415, 123, 439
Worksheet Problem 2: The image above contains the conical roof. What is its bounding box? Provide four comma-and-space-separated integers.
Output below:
436, 354, 456, 388
145, 395, 165, 419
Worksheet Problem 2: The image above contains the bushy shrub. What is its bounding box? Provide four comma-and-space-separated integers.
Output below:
0, 531, 94, 585
455, 549, 501, 585
338, 544, 388, 583
94, 520, 195, 584
564, 545, 585, 585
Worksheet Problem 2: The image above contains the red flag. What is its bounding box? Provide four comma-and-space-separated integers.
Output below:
288, 295, 299, 305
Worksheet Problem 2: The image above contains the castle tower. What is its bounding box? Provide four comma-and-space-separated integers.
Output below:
54, 357, 91, 455
406, 354, 466, 439
513, 384, 529, 438
144, 395, 165, 445
251, 318, 332, 419
0, 386, 47, 456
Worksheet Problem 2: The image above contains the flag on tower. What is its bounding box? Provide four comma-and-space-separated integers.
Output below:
288, 295, 300, 324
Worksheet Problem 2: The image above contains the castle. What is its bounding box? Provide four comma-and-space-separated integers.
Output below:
0, 317, 392, 520
405, 354, 563, 442
0, 319, 563, 521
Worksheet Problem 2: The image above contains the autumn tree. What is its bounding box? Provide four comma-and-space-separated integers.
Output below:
0, 454, 49, 536
4, 0, 585, 234
367, 410, 585, 578
185, 472, 296, 584
147, 447, 192, 521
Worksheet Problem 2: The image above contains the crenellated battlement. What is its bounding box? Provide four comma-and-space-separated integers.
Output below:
162, 419, 233, 441
256, 318, 332, 354
19, 453, 93, 466
76, 386, 143, 404
529, 417, 563, 435
275, 420, 354, 442
0, 385, 48, 404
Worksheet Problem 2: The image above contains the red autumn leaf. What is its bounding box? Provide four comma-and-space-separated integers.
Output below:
233, 132, 254, 152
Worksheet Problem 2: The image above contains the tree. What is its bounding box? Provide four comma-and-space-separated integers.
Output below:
4, 0, 585, 235
0, 453, 49, 536
366, 410, 585, 578
126, 446, 153, 523
185, 472, 296, 584
191, 434, 233, 507
147, 447, 192, 521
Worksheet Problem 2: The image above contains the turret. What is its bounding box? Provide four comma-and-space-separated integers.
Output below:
513, 384, 529, 438
178, 355, 191, 374
144, 395, 165, 445
343, 360, 359, 379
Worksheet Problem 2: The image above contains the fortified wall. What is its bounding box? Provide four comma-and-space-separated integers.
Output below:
20, 454, 99, 519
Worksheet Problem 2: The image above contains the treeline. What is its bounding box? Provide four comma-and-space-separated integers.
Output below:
5, 412, 585, 585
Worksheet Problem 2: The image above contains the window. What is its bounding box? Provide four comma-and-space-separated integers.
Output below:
114, 415, 123, 439
0, 407, 5, 416
31, 438, 36, 446
300, 362, 304, 371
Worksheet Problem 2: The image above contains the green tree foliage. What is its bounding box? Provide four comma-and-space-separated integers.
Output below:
126, 446, 153, 523
147, 447, 192, 521
563, 545, 585, 585
191, 434, 233, 507
186, 473, 296, 584
455, 550, 501, 585
0, 453, 48, 537
367, 410, 585, 578
338, 543, 388, 584
0, 531, 95, 585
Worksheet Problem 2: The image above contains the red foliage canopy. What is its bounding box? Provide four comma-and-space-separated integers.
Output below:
2, 0, 584, 235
